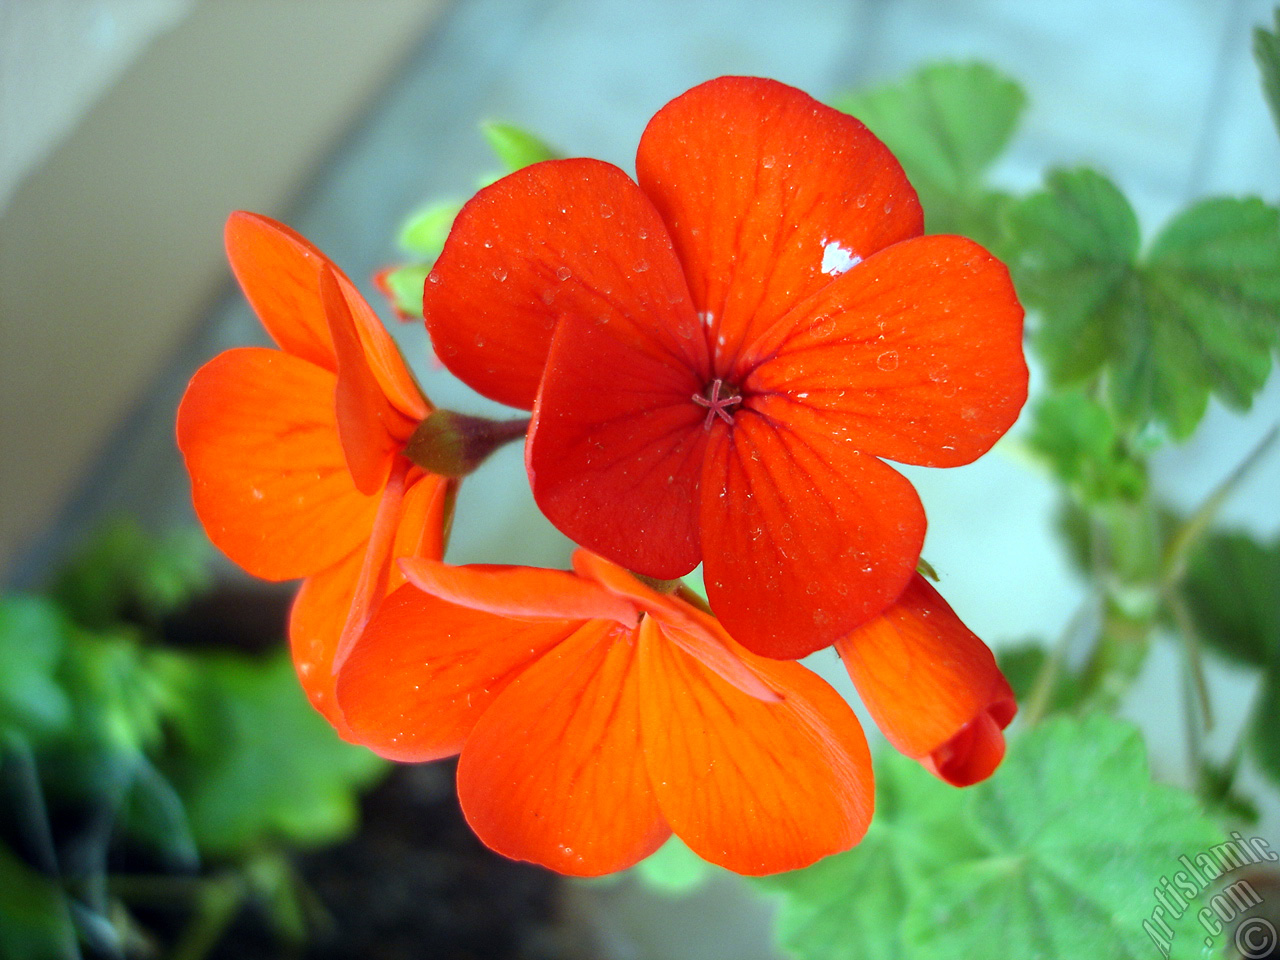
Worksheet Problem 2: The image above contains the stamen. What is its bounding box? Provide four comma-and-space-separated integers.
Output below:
691, 378, 743, 429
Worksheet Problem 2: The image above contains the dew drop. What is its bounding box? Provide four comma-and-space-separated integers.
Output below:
876, 350, 900, 372
633, 258, 650, 273
556, 266, 572, 281
491, 267, 508, 282
599, 203, 614, 219
761, 155, 776, 169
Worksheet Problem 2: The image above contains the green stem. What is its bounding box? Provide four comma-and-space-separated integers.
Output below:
1022, 596, 1096, 726
1161, 423, 1279, 588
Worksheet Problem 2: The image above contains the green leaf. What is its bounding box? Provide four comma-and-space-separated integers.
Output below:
1255, 8, 1280, 138
1026, 391, 1147, 503
1181, 529, 1279, 669
997, 641, 1086, 716
51, 518, 212, 630
1013, 173, 1280, 439
0, 845, 78, 960
763, 717, 1224, 960
1252, 664, 1280, 783
396, 200, 461, 259
480, 121, 560, 172
381, 262, 432, 318
0, 598, 72, 739
1009, 168, 1140, 385
1123, 198, 1280, 435
833, 62, 1025, 245
634, 836, 714, 896
165, 652, 385, 856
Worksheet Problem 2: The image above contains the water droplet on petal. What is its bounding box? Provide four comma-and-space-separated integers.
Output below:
491, 267, 507, 282
556, 266, 572, 281
876, 350, 900, 372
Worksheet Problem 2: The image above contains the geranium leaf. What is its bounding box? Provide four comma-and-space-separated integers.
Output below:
1256, 8, 1280, 138
1119, 198, 1280, 437
1026, 391, 1147, 503
0, 598, 72, 740
761, 717, 1223, 960
1009, 168, 1140, 386
833, 62, 1024, 245
164, 651, 385, 856
0, 845, 78, 960
634, 836, 714, 896
480, 121, 561, 172
1182, 529, 1279, 669
397, 200, 461, 259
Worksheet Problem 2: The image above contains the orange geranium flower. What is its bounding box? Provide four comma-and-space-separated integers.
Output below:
334, 550, 874, 877
836, 574, 1016, 787
421, 76, 1028, 661
177, 212, 453, 735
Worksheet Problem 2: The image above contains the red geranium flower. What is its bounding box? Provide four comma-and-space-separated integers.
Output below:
836, 574, 1016, 787
335, 550, 874, 877
422, 76, 1028, 660
177, 212, 453, 735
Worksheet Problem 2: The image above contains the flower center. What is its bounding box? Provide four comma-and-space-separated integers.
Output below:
692, 378, 743, 429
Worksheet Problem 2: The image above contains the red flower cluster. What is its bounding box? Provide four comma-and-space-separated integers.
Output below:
179, 76, 1027, 876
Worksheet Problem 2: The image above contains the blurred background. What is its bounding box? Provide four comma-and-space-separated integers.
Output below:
2, 1, 1278, 958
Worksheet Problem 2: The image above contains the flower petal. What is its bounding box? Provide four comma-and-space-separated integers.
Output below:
225, 211, 428, 421
637, 617, 873, 875
335, 584, 579, 762
635, 76, 922, 377
745, 235, 1028, 467
398, 557, 638, 625
289, 547, 363, 737
700, 398, 926, 659
835, 573, 1016, 786
288, 473, 452, 735
424, 158, 703, 410
176, 347, 376, 580
527, 308, 707, 579
319, 266, 416, 494
457, 621, 670, 876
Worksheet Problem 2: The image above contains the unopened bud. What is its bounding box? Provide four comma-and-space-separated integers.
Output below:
404, 409, 529, 478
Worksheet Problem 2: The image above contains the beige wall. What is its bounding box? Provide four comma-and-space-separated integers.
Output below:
0, 0, 445, 577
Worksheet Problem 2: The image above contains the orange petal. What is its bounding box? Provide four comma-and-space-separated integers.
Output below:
290, 548, 363, 738
424, 158, 702, 410
176, 347, 376, 580
745, 235, 1027, 468
225, 211, 428, 422
399, 558, 638, 625
571, 550, 779, 702
456, 621, 670, 875
335, 584, 579, 762
526, 308, 707, 580
319, 265, 414, 494
291, 474, 454, 737
636, 76, 922, 378
637, 617, 873, 875
699, 398, 926, 659
835, 574, 1016, 787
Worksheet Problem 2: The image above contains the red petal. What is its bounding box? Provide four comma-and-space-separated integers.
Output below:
637, 617, 873, 875
176, 348, 376, 579
745, 235, 1027, 467
225, 211, 428, 422
398, 557, 638, 626
635, 77, 922, 377
457, 621, 670, 876
289, 474, 452, 735
335, 584, 579, 762
319, 266, 413, 494
835, 574, 1015, 786
699, 397, 925, 659
424, 158, 702, 409
527, 308, 707, 579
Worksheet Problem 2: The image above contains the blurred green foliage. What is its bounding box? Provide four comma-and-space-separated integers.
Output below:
0, 518, 386, 959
